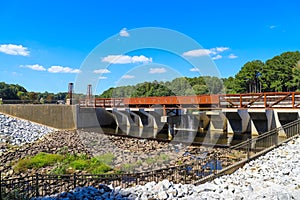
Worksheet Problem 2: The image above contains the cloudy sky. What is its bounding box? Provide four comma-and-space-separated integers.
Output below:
0, 0, 299, 94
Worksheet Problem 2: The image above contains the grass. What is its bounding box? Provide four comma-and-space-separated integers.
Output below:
121, 163, 136, 172
13, 151, 171, 175
95, 153, 115, 165
14, 152, 63, 173
14, 152, 114, 175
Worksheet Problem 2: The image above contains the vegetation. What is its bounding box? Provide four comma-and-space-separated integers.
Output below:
100, 76, 224, 98
0, 82, 68, 102
120, 153, 170, 172
100, 51, 300, 96
14, 152, 114, 175
14, 152, 64, 173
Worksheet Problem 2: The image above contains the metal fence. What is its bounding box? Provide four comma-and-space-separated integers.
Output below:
229, 119, 300, 159
1, 119, 300, 199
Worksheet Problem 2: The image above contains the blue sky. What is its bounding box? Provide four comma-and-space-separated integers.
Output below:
0, 0, 299, 94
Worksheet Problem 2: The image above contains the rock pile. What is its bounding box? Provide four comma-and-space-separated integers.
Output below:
35, 136, 300, 199
0, 113, 54, 148
77, 130, 234, 173
0, 130, 91, 178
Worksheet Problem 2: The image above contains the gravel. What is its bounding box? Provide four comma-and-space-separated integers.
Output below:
0, 113, 54, 150
34, 136, 300, 199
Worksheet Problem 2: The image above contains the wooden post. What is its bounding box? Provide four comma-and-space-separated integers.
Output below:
292, 92, 295, 108
239, 94, 242, 108
35, 173, 39, 197
264, 93, 267, 108
73, 173, 77, 189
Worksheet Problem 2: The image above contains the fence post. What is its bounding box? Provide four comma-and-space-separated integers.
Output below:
214, 154, 218, 175
275, 129, 278, 147
73, 173, 77, 189
35, 173, 39, 197
0, 171, 2, 199
247, 138, 251, 160
184, 164, 187, 184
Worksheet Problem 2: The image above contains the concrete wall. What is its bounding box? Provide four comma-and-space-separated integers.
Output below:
0, 104, 76, 129
0, 105, 117, 130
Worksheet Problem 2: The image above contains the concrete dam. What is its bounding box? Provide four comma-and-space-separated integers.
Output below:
1, 92, 300, 142
0, 104, 299, 141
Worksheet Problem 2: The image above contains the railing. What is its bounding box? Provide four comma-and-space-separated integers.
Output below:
77, 92, 300, 109
194, 118, 300, 184
1, 119, 300, 199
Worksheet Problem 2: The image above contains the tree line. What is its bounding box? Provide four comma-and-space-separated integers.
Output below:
0, 82, 68, 103
101, 51, 300, 97
1, 51, 300, 100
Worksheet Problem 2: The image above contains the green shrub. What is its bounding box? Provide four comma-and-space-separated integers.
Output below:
159, 153, 169, 161
90, 164, 112, 174
69, 159, 89, 170
51, 164, 67, 175
14, 152, 63, 173
96, 153, 115, 165
121, 163, 136, 172
14, 152, 115, 175
29, 152, 63, 168
145, 157, 156, 165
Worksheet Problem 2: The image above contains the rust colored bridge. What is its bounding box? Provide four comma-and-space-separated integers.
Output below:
81, 92, 300, 109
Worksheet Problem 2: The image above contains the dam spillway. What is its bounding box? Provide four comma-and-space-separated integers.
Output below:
0, 92, 300, 145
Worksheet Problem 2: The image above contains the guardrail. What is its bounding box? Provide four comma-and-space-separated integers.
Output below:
195, 119, 300, 184
1, 119, 300, 199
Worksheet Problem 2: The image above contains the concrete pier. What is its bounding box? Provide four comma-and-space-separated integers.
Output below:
0, 105, 298, 138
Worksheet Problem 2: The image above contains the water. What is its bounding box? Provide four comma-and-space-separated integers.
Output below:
101, 125, 250, 147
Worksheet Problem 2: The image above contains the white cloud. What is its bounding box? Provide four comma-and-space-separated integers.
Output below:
98, 76, 107, 79
131, 55, 152, 63
93, 69, 111, 74
48, 66, 81, 73
182, 49, 213, 57
122, 75, 135, 79
119, 28, 130, 37
183, 46, 231, 61
228, 54, 238, 59
190, 67, 200, 72
20, 64, 46, 71
101, 55, 152, 64
269, 25, 277, 29
0, 44, 30, 56
213, 47, 229, 52
149, 68, 167, 74
212, 55, 222, 60
183, 47, 229, 57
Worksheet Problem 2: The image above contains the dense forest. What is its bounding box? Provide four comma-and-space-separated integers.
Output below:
1, 51, 300, 101
0, 82, 68, 103
101, 51, 300, 97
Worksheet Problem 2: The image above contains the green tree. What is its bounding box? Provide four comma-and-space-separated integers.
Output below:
234, 60, 265, 93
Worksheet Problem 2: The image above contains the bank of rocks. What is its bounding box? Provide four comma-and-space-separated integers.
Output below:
0, 113, 54, 150
77, 130, 236, 173
0, 130, 91, 179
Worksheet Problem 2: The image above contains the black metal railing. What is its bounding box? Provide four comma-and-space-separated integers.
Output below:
230, 119, 300, 158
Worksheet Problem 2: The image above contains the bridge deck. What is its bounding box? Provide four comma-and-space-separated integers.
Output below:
80, 92, 300, 109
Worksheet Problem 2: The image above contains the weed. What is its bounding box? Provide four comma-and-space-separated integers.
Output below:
121, 163, 136, 172
14, 152, 63, 173
95, 153, 115, 166
69, 159, 89, 170
90, 164, 112, 174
